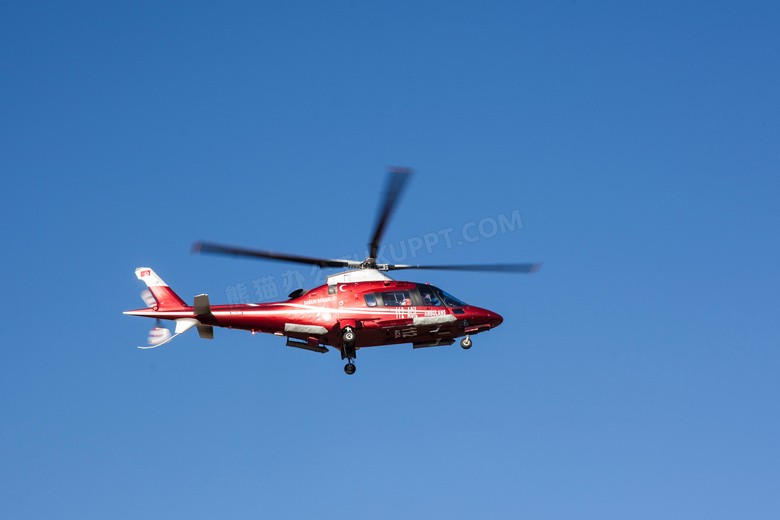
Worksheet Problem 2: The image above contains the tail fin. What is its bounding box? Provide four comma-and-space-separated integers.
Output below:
135, 267, 189, 310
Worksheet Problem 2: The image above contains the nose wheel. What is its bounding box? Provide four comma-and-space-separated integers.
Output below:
342, 326, 357, 375
342, 326, 356, 344
460, 335, 472, 349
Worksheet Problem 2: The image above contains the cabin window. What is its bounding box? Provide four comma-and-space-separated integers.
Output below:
382, 290, 412, 307
364, 293, 377, 307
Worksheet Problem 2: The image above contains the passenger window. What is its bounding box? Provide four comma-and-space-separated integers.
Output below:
382, 291, 412, 307
364, 293, 377, 307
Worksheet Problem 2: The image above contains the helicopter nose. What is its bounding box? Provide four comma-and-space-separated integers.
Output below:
487, 310, 503, 328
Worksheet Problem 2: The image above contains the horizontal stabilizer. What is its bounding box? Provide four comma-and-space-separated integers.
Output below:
194, 294, 211, 315
197, 325, 214, 339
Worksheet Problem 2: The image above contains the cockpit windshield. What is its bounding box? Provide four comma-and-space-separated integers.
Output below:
439, 289, 467, 307
422, 285, 467, 307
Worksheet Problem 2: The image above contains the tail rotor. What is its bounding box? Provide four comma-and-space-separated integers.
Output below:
140, 319, 173, 349
140, 289, 157, 309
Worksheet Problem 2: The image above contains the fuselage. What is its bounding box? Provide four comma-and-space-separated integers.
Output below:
125, 275, 503, 350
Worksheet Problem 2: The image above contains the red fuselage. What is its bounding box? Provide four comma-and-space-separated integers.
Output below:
125, 279, 503, 350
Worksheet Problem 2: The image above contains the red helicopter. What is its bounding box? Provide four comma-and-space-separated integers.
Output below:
124, 168, 541, 374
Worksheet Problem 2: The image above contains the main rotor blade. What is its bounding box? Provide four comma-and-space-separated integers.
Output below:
192, 241, 360, 269
385, 262, 543, 273
368, 167, 413, 260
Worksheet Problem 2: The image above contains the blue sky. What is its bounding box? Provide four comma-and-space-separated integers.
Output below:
2, 1, 779, 518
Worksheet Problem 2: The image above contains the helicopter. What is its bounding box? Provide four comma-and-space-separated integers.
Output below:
124, 168, 541, 374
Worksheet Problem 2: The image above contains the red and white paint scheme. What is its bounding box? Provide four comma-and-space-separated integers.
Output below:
125, 267, 503, 366
124, 168, 540, 374
124, 266, 504, 367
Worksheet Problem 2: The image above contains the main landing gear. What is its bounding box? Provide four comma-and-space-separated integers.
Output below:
342, 326, 357, 375
460, 335, 472, 349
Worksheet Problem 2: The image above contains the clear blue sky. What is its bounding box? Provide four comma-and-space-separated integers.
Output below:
2, 1, 779, 518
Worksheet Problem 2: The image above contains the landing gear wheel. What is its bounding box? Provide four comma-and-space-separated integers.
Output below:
342, 326, 356, 344
460, 336, 472, 350
344, 363, 356, 375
